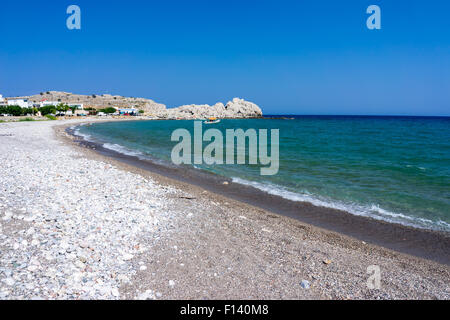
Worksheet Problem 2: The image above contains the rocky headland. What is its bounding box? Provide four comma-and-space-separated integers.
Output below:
15, 91, 263, 119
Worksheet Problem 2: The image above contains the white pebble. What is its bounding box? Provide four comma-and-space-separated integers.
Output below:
122, 254, 134, 261
4, 278, 15, 286
111, 288, 120, 297
300, 280, 310, 289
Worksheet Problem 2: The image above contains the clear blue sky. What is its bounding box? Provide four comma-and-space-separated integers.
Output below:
0, 0, 449, 115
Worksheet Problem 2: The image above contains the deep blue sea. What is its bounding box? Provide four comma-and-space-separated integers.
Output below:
76, 116, 450, 231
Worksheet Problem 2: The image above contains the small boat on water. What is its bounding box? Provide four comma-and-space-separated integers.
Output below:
204, 117, 220, 124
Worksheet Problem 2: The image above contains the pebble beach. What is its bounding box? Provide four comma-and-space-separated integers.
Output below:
0, 119, 449, 300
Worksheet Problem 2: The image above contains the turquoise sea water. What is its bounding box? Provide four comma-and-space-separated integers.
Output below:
76, 116, 450, 231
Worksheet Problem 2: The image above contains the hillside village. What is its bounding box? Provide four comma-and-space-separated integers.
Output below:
0, 92, 160, 117
0, 91, 263, 119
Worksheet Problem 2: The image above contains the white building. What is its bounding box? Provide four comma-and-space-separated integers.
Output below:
0, 94, 4, 102
119, 108, 138, 115
39, 101, 59, 108
7, 99, 31, 109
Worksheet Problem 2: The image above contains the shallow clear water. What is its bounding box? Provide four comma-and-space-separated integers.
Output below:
77, 116, 450, 231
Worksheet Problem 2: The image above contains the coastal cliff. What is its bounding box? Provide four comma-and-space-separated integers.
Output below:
16, 91, 262, 118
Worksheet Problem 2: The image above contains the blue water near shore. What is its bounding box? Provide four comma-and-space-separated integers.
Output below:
76, 116, 450, 231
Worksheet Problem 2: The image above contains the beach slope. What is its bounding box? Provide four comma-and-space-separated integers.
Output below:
0, 120, 449, 299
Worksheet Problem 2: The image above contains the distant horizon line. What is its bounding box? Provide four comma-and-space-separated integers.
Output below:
263, 114, 450, 118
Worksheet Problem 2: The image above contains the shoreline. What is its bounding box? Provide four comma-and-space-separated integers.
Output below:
1, 119, 449, 299
62, 120, 450, 266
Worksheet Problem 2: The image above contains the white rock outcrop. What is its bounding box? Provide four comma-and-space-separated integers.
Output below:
165, 98, 262, 119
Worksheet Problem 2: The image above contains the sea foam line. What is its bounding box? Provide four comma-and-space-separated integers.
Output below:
102, 143, 145, 158
231, 177, 450, 232
73, 127, 93, 142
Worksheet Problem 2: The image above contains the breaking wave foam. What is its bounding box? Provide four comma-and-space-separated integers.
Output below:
231, 177, 450, 232
103, 143, 145, 158
73, 127, 93, 142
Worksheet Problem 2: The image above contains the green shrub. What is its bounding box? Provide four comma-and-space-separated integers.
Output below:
99, 107, 116, 114
19, 117, 35, 122
56, 103, 69, 112
22, 107, 34, 115
6, 105, 22, 116
45, 115, 57, 120
40, 105, 57, 116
